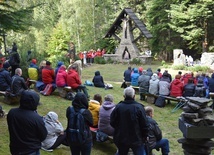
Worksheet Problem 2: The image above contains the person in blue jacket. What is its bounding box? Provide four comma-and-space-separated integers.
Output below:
131, 68, 140, 86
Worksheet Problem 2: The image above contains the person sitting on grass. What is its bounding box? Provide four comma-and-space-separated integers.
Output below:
89, 94, 102, 128
145, 106, 170, 155
41, 111, 68, 152
98, 94, 116, 136
92, 71, 105, 88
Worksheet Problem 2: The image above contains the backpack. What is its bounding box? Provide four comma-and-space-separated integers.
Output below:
155, 96, 166, 108
40, 84, 53, 96
84, 80, 93, 86
194, 86, 205, 97
66, 92, 76, 101
66, 107, 88, 146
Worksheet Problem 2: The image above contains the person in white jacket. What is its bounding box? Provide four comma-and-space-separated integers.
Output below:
41, 111, 68, 152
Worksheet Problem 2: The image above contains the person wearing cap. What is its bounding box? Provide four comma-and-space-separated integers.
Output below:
7, 90, 47, 155
110, 87, 149, 155
41, 111, 68, 152
11, 68, 28, 96
0, 61, 12, 91
28, 59, 39, 81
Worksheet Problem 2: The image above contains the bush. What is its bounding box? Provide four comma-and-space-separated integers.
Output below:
130, 58, 141, 65
106, 58, 114, 64
172, 65, 186, 70
161, 60, 166, 66
94, 57, 106, 64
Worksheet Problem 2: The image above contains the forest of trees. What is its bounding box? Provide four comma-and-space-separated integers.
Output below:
0, 0, 213, 64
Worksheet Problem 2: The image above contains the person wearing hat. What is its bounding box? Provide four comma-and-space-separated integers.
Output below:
0, 61, 12, 91
41, 111, 68, 152
28, 59, 39, 81
7, 90, 47, 155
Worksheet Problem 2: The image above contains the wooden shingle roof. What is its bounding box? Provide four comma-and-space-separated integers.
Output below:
104, 8, 152, 39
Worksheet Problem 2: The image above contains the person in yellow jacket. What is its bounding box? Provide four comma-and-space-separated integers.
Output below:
28, 59, 39, 81
88, 94, 102, 128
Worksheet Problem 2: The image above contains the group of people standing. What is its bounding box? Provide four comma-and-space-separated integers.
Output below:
78, 48, 106, 65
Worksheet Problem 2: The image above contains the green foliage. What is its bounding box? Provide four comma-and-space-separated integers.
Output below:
161, 60, 166, 66
130, 58, 141, 65
45, 23, 71, 65
94, 57, 106, 64
167, 0, 214, 51
106, 58, 114, 64
172, 65, 186, 70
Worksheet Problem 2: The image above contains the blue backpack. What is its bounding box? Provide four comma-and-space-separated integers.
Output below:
85, 80, 93, 86
66, 107, 88, 146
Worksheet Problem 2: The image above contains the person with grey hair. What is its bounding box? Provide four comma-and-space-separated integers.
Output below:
110, 87, 149, 155
11, 68, 28, 96
98, 94, 116, 136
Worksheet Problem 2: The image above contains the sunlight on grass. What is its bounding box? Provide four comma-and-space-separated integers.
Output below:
0, 62, 213, 155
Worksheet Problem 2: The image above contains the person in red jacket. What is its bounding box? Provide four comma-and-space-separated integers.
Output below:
66, 64, 89, 99
170, 74, 183, 97
42, 61, 55, 84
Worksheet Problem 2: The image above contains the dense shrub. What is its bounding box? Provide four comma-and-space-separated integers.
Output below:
172, 65, 186, 70
130, 58, 141, 65
94, 57, 106, 64
106, 58, 114, 64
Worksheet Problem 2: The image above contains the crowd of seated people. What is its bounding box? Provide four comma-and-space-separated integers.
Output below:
125, 66, 212, 102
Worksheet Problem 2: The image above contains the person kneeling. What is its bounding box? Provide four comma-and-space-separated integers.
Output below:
145, 106, 170, 155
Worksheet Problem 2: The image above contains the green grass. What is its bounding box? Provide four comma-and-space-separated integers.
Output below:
0, 62, 213, 155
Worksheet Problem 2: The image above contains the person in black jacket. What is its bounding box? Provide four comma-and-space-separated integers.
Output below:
66, 92, 93, 155
123, 66, 132, 87
9, 42, 20, 77
92, 71, 105, 88
7, 90, 47, 155
11, 68, 28, 96
145, 106, 170, 155
110, 87, 149, 155
0, 61, 12, 91
183, 78, 195, 97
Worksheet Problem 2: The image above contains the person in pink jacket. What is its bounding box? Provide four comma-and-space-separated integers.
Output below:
56, 65, 67, 87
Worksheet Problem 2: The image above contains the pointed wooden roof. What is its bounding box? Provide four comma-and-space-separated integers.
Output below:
104, 8, 152, 39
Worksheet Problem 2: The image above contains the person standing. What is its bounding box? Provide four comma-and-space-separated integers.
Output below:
66, 92, 93, 155
110, 87, 149, 155
9, 42, 20, 77
7, 90, 47, 155
145, 106, 170, 155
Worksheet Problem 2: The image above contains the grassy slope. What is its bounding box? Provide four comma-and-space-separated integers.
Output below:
0, 62, 213, 155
